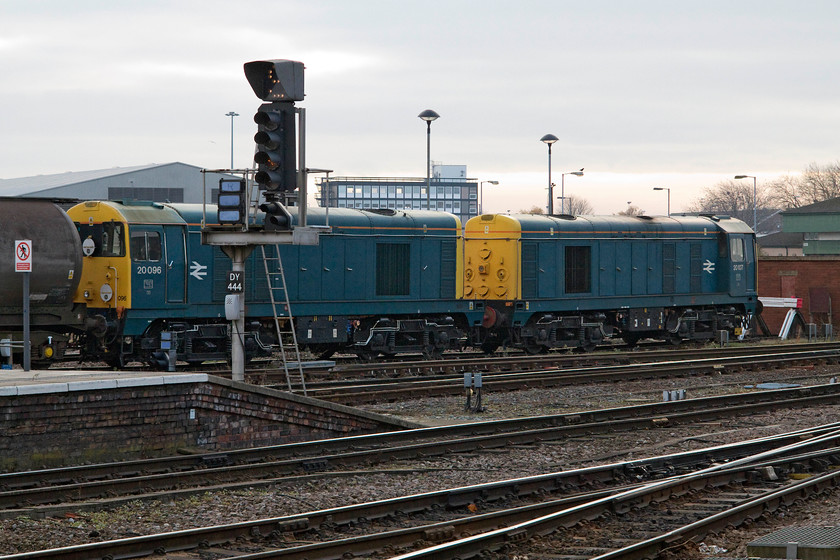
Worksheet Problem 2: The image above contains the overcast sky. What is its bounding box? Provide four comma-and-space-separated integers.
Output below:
2, 0, 839, 214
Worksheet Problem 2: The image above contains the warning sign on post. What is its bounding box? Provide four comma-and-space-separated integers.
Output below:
15, 239, 32, 272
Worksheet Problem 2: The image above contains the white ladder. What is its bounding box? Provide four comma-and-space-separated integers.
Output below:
260, 245, 307, 395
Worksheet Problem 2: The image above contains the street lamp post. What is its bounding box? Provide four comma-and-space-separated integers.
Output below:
479, 180, 499, 215
653, 187, 671, 217
225, 111, 239, 169
560, 168, 584, 214
306, 168, 333, 226
540, 134, 558, 214
418, 109, 440, 210
734, 175, 757, 232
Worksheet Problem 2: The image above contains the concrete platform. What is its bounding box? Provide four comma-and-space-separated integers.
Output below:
0, 368, 210, 396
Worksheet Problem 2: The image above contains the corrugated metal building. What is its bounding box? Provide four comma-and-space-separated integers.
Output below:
0, 162, 237, 203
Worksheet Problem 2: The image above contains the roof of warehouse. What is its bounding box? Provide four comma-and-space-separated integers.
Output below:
0, 162, 193, 196
781, 196, 840, 214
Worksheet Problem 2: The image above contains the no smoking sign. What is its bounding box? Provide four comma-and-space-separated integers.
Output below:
15, 239, 32, 272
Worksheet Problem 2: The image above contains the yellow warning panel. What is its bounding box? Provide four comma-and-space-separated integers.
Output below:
464, 214, 521, 300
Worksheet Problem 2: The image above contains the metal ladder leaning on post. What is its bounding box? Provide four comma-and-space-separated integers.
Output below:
260, 245, 307, 395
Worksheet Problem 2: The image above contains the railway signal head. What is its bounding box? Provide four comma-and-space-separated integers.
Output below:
216, 179, 247, 225
244, 60, 304, 102
253, 103, 297, 192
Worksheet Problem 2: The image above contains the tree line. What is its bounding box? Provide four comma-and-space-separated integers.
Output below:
687, 161, 840, 233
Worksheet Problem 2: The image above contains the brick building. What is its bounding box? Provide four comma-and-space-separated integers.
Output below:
758, 256, 838, 335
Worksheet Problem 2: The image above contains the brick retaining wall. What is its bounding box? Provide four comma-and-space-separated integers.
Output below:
0, 375, 418, 472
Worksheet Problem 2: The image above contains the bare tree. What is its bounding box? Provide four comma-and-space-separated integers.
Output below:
687, 180, 773, 228
519, 205, 545, 215
766, 174, 803, 209
797, 161, 840, 204
566, 195, 594, 215
617, 203, 645, 216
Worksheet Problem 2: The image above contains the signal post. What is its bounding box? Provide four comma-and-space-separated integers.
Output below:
202, 59, 323, 382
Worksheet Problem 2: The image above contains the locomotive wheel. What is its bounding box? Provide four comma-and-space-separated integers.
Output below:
318, 349, 336, 359
422, 346, 443, 360
577, 342, 597, 353
621, 334, 640, 347
524, 344, 546, 355
356, 349, 378, 362
105, 352, 127, 369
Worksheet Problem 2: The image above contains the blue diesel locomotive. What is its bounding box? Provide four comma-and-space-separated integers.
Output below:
68, 201, 483, 366
463, 213, 758, 353
2, 199, 759, 368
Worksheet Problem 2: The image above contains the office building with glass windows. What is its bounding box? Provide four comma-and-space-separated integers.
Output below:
315, 165, 478, 224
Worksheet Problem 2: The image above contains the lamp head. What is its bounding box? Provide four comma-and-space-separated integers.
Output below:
540, 134, 559, 145
418, 109, 440, 122
734, 175, 749, 179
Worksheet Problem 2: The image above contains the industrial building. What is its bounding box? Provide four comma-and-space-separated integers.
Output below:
314, 164, 479, 224
0, 162, 236, 204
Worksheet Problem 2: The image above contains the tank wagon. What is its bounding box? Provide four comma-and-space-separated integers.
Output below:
67, 201, 482, 367
0, 198, 87, 365
463, 213, 758, 353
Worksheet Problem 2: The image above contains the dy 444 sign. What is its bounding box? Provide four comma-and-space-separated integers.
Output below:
227, 271, 244, 293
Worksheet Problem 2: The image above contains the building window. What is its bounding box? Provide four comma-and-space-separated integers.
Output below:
108, 187, 183, 203
565, 246, 591, 293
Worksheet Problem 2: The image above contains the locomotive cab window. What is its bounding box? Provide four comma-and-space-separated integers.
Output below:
565, 246, 591, 293
130, 231, 162, 262
730, 237, 745, 262
76, 221, 125, 257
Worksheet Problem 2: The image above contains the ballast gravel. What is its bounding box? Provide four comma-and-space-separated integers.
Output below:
1, 362, 839, 559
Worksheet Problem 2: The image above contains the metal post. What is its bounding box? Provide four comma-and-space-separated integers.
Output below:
297, 107, 307, 228
225, 111, 238, 169
325, 173, 330, 227
22, 272, 30, 371
426, 120, 432, 210
560, 170, 564, 215
223, 245, 254, 382
547, 143, 553, 215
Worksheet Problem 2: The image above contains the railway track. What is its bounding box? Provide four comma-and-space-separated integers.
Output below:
253, 341, 840, 384
3, 382, 840, 518
4, 425, 840, 560
300, 345, 840, 403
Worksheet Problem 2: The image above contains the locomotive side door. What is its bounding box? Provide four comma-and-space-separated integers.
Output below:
728, 234, 747, 296
129, 226, 166, 311
163, 225, 186, 303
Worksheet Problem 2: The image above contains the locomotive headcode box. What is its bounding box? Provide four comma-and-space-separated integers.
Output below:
227, 271, 244, 293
